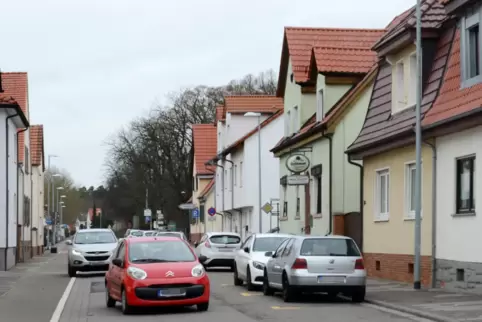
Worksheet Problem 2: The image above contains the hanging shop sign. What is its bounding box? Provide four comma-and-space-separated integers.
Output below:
287, 175, 310, 185
286, 154, 310, 174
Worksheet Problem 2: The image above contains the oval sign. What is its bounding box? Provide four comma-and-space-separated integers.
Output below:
285, 154, 310, 173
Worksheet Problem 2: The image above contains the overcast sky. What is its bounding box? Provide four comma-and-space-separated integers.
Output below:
1, 0, 411, 187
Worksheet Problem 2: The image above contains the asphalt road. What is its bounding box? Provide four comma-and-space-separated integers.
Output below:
58, 269, 433, 322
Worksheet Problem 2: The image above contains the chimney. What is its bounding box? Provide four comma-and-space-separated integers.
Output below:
0, 70, 4, 93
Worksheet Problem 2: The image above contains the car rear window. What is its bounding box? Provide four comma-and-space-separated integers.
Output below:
157, 232, 181, 238
300, 238, 361, 257
128, 240, 196, 263
209, 235, 240, 244
253, 237, 288, 252
144, 231, 156, 236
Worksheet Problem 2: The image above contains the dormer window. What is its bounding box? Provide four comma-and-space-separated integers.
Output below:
392, 53, 416, 114
461, 6, 482, 87
316, 89, 324, 121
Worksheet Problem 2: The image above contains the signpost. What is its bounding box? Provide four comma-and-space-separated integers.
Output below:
285, 154, 310, 174
287, 175, 309, 185
46, 218, 52, 225
207, 207, 216, 221
192, 208, 199, 219
261, 202, 273, 214
144, 209, 152, 217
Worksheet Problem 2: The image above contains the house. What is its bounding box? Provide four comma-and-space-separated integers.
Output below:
345, 0, 449, 286
208, 108, 284, 241
270, 27, 385, 238
0, 94, 29, 270
210, 95, 283, 239
30, 125, 45, 255
0, 72, 33, 262
196, 179, 220, 233
190, 124, 217, 241
420, 0, 482, 291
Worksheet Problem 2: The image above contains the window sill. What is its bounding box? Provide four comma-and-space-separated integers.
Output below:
312, 213, 322, 219
391, 103, 415, 116
294, 216, 301, 220
452, 212, 476, 218
461, 75, 482, 89
374, 216, 389, 223
279, 216, 288, 221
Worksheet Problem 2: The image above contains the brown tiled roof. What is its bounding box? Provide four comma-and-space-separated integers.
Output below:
277, 27, 385, 96
271, 66, 378, 153
215, 105, 225, 123
224, 95, 283, 114
312, 47, 377, 74
192, 124, 217, 175
423, 30, 481, 127
0, 95, 18, 105
346, 24, 456, 156
214, 110, 283, 160
1, 72, 29, 162
30, 125, 44, 170
373, 0, 447, 51
198, 179, 215, 199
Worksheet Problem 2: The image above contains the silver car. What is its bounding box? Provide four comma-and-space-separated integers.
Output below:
66, 229, 118, 277
263, 235, 366, 303
156, 231, 188, 241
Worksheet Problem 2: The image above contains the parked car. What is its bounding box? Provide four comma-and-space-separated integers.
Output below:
156, 231, 188, 241
193, 232, 241, 270
262, 235, 366, 303
142, 230, 157, 237
105, 236, 210, 314
66, 228, 118, 277
124, 229, 144, 238
233, 233, 291, 290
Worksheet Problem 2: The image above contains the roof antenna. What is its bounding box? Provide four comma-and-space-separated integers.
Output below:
0, 69, 3, 93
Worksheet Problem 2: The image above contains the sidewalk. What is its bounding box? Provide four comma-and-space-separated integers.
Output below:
0, 242, 72, 322
366, 278, 482, 322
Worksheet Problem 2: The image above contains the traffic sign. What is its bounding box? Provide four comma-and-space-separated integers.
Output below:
156, 210, 164, 219
208, 207, 216, 216
46, 219, 52, 225
145, 216, 151, 224
261, 202, 273, 214
192, 208, 199, 218
144, 209, 152, 217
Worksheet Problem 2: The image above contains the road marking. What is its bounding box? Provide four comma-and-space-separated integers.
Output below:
49, 277, 76, 322
240, 292, 262, 296
221, 284, 231, 287
271, 306, 300, 310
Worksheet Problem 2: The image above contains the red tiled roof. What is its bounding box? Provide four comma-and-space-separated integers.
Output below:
423, 30, 481, 127
215, 105, 225, 123
1, 73, 29, 163
30, 125, 44, 170
224, 95, 283, 114
283, 27, 385, 82
312, 47, 377, 74
0, 95, 18, 105
198, 179, 214, 199
216, 110, 283, 159
192, 124, 217, 175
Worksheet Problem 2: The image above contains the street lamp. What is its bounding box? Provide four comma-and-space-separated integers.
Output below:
244, 112, 262, 233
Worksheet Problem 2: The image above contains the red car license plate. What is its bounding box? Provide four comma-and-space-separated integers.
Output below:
158, 288, 184, 297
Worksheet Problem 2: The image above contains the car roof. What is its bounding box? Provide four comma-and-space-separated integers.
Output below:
77, 228, 113, 233
207, 232, 240, 236
298, 235, 353, 240
126, 236, 186, 243
252, 233, 293, 238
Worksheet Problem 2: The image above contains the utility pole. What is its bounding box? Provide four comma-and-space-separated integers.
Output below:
92, 189, 97, 229
146, 188, 151, 230
47, 158, 51, 249
257, 115, 262, 233
414, 0, 423, 290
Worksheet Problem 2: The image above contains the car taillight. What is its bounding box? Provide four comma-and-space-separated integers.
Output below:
205, 241, 211, 248
291, 258, 307, 269
355, 259, 364, 270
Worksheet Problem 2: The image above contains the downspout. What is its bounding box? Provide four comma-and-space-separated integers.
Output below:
347, 155, 364, 252
208, 161, 224, 230
320, 131, 333, 235
224, 158, 234, 232
17, 128, 28, 259
216, 212, 225, 232
424, 139, 437, 288
30, 172, 33, 258
5, 113, 18, 270
224, 210, 234, 232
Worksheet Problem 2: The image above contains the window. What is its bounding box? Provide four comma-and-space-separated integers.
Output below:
281, 238, 295, 257
296, 195, 300, 219
25, 147, 29, 173
240, 235, 253, 249
392, 53, 416, 113
224, 169, 228, 190
285, 110, 291, 136
300, 238, 361, 257
461, 7, 482, 86
116, 242, 126, 259
282, 185, 287, 218
252, 236, 288, 252
375, 169, 390, 220
456, 156, 476, 213
395, 60, 405, 109
405, 163, 422, 219
239, 162, 243, 187
128, 240, 196, 263
193, 176, 197, 191
409, 54, 417, 105
311, 175, 322, 215
234, 164, 237, 186
273, 239, 289, 257
228, 167, 232, 191
316, 90, 324, 121
209, 234, 241, 244
293, 106, 299, 132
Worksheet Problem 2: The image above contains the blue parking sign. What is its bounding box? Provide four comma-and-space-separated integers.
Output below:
192, 208, 199, 218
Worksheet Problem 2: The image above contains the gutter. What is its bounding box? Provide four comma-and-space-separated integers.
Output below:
423, 139, 437, 288
224, 158, 235, 232
347, 155, 364, 252
5, 113, 18, 270
321, 131, 334, 236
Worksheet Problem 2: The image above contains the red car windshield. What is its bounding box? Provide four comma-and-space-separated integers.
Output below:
128, 240, 196, 263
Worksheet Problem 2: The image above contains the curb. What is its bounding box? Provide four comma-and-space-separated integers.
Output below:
365, 298, 454, 322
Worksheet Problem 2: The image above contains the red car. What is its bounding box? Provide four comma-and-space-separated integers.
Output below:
105, 236, 210, 314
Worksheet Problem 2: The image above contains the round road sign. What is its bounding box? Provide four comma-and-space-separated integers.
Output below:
208, 207, 216, 216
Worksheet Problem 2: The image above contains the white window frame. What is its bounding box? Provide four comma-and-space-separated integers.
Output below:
404, 161, 423, 220
316, 89, 324, 121
239, 161, 243, 187
392, 52, 416, 114
374, 168, 390, 221
461, 6, 482, 88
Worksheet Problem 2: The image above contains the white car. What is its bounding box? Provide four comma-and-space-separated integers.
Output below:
194, 232, 241, 270
233, 233, 292, 290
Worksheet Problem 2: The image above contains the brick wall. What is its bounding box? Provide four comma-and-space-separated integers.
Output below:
364, 252, 432, 287
190, 233, 202, 243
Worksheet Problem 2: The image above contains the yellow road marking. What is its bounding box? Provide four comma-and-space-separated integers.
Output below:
271, 306, 300, 310
240, 292, 263, 296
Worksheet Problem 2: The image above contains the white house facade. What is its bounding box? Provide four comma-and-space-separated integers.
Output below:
30, 125, 45, 255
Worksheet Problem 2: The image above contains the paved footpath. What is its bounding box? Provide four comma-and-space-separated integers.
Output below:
58, 269, 430, 322
0, 243, 71, 322
366, 278, 482, 322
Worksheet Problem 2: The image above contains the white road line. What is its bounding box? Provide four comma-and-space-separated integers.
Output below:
363, 303, 434, 322
49, 277, 76, 322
